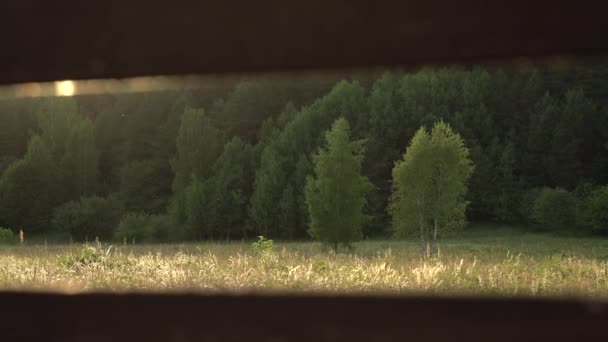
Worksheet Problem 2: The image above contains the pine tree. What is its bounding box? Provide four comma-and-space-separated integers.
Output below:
305, 118, 371, 252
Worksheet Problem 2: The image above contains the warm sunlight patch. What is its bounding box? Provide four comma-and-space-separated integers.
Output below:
55, 80, 75, 96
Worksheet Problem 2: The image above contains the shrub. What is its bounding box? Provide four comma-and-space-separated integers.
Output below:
518, 188, 541, 224
147, 214, 174, 241
0, 228, 18, 245
62, 245, 104, 267
53, 196, 124, 241
580, 186, 608, 234
114, 213, 174, 243
252, 236, 275, 255
114, 213, 152, 243
532, 187, 578, 231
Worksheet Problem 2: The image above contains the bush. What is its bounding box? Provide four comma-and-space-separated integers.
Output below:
53, 196, 124, 241
532, 187, 578, 231
252, 235, 275, 255
114, 213, 174, 243
62, 245, 104, 267
0, 228, 18, 245
573, 183, 598, 228
518, 188, 541, 224
581, 186, 608, 234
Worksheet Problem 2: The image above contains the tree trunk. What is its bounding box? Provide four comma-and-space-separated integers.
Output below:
333, 242, 338, 254
419, 216, 426, 258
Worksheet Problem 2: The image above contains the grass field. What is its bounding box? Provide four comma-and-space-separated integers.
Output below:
1, 226, 608, 297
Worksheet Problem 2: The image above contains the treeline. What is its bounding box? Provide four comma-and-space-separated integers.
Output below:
1, 62, 608, 242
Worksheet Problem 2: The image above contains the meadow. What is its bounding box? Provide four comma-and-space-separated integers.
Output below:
1, 226, 608, 298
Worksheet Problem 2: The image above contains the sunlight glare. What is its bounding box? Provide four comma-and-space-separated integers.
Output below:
55, 80, 75, 96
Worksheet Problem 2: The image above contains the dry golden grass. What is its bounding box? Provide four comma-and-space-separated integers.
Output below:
1, 229, 608, 297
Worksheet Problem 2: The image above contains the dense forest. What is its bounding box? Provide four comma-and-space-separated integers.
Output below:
1, 60, 608, 242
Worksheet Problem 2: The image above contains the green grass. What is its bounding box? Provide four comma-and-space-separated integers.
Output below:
1, 226, 608, 297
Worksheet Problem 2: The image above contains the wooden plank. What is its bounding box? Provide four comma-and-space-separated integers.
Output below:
1, 292, 607, 341
0, 1, 606, 84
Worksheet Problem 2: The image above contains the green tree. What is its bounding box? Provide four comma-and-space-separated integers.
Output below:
390, 122, 473, 257
52, 195, 123, 241
119, 160, 168, 214
35, 98, 79, 159
170, 107, 224, 225
61, 119, 98, 200
532, 187, 578, 231
389, 127, 434, 255
581, 186, 608, 234
202, 137, 255, 240
493, 139, 518, 221
546, 88, 595, 188
172, 107, 224, 193
0, 136, 59, 233
427, 121, 474, 254
305, 118, 371, 252
250, 81, 366, 238
249, 146, 287, 237
183, 177, 214, 239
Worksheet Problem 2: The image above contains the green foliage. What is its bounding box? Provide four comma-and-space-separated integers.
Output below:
389, 127, 434, 239
519, 188, 542, 224
0, 135, 59, 233
2, 63, 608, 241
250, 81, 366, 238
305, 118, 372, 252
172, 107, 225, 195
390, 122, 473, 238
494, 139, 519, 222
52, 196, 124, 241
251, 236, 275, 255
119, 160, 168, 214
183, 177, 213, 239
390, 121, 473, 257
580, 186, 608, 234
62, 245, 104, 267
0, 228, 18, 245
180, 137, 255, 240
35, 97, 79, 158
114, 213, 174, 243
0, 156, 16, 177
546, 88, 597, 188
531, 188, 578, 230
171, 107, 225, 227
60, 118, 99, 200
427, 121, 474, 234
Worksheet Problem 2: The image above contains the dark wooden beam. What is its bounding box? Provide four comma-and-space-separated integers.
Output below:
1, 1, 607, 84
2, 292, 607, 342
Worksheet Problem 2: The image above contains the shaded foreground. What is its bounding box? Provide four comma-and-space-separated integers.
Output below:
1, 230, 608, 297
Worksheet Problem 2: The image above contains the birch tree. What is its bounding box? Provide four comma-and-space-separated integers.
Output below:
390, 121, 473, 257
